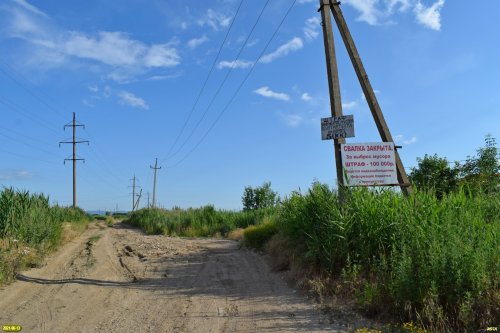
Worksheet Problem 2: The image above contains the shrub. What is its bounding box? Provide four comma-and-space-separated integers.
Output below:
277, 183, 499, 331
243, 218, 278, 250
124, 206, 277, 238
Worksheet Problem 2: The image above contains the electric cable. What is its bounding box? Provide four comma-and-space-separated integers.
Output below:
160, 0, 244, 163
162, 0, 271, 164
167, 0, 298, 169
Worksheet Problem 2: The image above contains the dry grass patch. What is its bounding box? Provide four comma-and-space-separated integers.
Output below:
227, 228, 244, 241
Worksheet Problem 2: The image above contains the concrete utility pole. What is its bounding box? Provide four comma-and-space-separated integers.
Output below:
59, 112, 89, 208
147, 192, 150, 208
135, 189, 142, 210
319, 0, 412, 195
129, 175, 141, 211
150, 158, 161, 208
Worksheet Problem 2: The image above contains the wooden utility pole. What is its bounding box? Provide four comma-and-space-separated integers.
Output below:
319, 0, 412, 195
59, 112, 88, 208
319, 0, 345, 193
150, 158, 161, 208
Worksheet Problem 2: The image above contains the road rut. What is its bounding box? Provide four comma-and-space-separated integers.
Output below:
0, 222, 362, 332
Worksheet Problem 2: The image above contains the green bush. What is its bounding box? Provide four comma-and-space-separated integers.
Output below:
243, 217, 278, 250
124, 206, 278, 238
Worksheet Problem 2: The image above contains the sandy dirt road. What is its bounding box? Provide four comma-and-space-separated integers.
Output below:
0, 222, 368, 333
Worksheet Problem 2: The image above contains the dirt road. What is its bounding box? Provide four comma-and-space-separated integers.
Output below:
0, 222, 368, 332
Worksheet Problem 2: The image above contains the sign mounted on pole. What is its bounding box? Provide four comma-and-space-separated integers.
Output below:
321, 115, 354, 140
340, 142, 398, 186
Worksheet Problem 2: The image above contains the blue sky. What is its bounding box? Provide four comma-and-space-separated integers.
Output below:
0, 0, 498, 211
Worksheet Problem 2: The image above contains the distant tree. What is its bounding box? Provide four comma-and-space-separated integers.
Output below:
409, 154, 459, 198
242, 182, 278, 211
459, 134, 499, 193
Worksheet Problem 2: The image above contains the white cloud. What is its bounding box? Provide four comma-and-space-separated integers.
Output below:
254, 86, 290, 101
344, 0, 445, 30
62, 32, 139, 66
197, 9, 232, 31
3, 2, 181, 80
144, 43, 180, 67
284, 115, 303, 127
247, 39, 259, 47
103, 85, 111, 98
187, 35, 208, 49
387, 0, 412, 13
342, 101, 358, 109
395, 134, 417, 145
219, 37, 304, 69
11, 0, 48, 18
303, 17, 321, 41
0, 169, 33, 181
118, 91, 149, 110
260, 38, 303, 64
88, 85, 98, 93
403, 136, 418, 145
301, 93, 312, 101
82, 99, 95, 108
61, 32, 180, 68
217, 60, 253, 69
414, 0, 445, 31
361, 90, 381, 101
346, 0, 381, 25
148, 71, 183, 81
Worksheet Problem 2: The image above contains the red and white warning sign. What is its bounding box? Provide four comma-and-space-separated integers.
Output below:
340, 142, 398, 186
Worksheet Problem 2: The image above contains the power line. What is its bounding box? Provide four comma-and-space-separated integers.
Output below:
0, 124, 56, 148
0, 61, 68, 121
0, 131, 61, 159
160, 0, 244, 163
167, 0, 298, 168
83, 128, 127, 185
0, 95, 60, 135
0, 148, 59, 165
162, 0, 271, 164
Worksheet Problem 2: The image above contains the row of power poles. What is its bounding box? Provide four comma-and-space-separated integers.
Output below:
59, 112, 162, 212
129, 158, 162, 212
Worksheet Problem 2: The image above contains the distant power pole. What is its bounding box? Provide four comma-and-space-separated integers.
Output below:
129, 175, 141, 211
59, 112, 89, 208
147, 192, 150, 208
150, 158, 161, 208
135, 189, 142, 210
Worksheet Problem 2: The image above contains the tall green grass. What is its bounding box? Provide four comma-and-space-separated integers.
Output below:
0, 188, 89, 247
125, 205, 276, 237
277, 182, 499, 332
0, 187, 90, 283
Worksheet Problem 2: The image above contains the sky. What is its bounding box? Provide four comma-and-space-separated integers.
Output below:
0, 0, 498, 212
